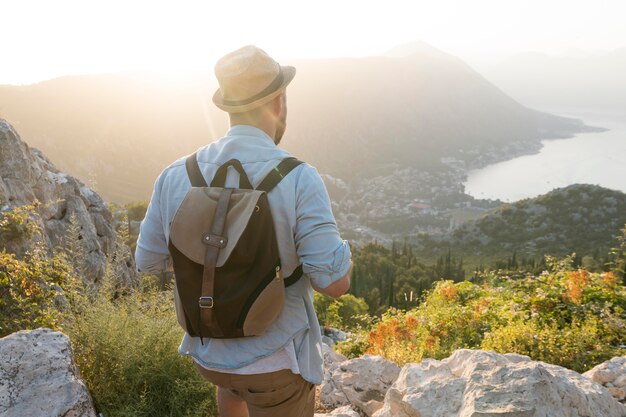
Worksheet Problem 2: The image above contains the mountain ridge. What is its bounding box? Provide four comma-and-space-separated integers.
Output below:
0, 42, 596, 203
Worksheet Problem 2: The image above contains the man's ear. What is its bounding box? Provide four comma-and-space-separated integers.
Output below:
272, 92, 284, 115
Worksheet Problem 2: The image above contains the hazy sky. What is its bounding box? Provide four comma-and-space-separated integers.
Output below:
2, 0, 625, 85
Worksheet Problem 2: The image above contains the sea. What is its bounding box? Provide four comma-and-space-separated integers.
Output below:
464, 109, 626, 202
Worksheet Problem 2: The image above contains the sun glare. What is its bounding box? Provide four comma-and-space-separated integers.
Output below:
1, 0, 625, 85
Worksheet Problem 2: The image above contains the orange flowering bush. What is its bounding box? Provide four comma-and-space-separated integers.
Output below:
564, 269, 589, 304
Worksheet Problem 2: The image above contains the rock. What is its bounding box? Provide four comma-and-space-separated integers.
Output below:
322, 335, 336, 348
319, 343, 348, 409
315, 405, 360, 417
584, 355, 626, 404
321, 354, 400, 417
324, 327, 348, 345
0, 119, 135, 286
0, 329, 97, 417
373, 349, 626, 417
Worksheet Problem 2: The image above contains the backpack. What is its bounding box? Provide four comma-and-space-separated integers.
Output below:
168, 152, 304, 340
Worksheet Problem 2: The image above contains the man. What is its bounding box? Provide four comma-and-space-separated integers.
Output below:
135, 45, 352, 417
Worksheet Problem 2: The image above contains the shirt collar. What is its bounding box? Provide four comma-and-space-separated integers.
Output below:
225, 125, 276, 146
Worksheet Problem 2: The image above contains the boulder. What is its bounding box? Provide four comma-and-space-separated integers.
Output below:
373, 349, 626, 417
321, 353, 400, 417
0, 119, 135, 285
0, 329, 97, 417
584, 355, 626, 403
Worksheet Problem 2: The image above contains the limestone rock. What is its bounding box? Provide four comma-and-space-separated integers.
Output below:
0, 119, 135, 285
0, 329, 97, 417
319, 343, 348, 408
373, 349, 626, 417
321, 353, 400, 417
315, 405, 361, 417
584, 356, 626, 404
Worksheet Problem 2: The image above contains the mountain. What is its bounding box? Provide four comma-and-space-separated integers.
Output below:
418, 184, 626, 260
475, 48, 626, 112
0, 42, 596, 203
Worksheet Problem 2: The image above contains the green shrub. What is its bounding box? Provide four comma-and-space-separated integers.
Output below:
64, 278, 217, 417
0, 250, 70, 337
0, 203, 39, 243
314, 292, 370, 330
125, 200, 149, 222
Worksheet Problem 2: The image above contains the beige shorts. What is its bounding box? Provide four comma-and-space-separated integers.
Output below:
194, 363, 315, 417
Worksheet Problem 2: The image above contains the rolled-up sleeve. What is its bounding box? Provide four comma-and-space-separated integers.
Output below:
294, 165, 352, 289
135, 174, 170, 274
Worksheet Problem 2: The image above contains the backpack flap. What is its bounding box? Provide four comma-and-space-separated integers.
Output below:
169, 187, 264, 268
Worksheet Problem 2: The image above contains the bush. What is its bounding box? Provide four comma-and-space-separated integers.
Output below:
125, 200, 149, 222
363, 255, 626, 371
0, 250, 70, 337
64, 277, 217, 417
0, 203, 39, 243
314, 292, 370, 330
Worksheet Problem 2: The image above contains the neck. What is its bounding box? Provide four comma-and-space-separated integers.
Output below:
229, 114, 276, 141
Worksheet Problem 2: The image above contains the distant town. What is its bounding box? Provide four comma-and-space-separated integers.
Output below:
325, 139, 545, 245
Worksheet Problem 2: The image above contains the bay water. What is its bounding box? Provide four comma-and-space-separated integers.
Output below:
464, 109, 626, 202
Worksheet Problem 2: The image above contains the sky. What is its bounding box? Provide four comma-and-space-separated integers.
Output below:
2, 0, 626, 85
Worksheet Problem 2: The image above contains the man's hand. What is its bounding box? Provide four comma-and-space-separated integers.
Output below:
313, 261, 353, 298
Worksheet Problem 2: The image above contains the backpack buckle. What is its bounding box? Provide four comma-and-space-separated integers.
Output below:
198, 296, 214, 309
202, 233, 228, 248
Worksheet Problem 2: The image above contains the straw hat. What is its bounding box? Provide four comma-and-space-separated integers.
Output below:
212, 45, 296, 113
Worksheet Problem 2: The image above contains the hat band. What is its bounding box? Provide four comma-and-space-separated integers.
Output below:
222, 70, 284, 106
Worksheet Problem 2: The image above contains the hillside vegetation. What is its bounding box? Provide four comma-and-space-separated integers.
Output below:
336, 246, 626, 373
3, 198, 625, 416
372, 268, 624, 372
416, 184, 626, 263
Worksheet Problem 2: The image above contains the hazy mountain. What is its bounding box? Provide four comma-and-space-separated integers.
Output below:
474, 48, 626, 112
0, 43, 594, 203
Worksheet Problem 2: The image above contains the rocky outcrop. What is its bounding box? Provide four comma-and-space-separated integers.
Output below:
0, 329, 97, 417
372, 349, 626, 417
320, 348, 400, 417
318, 346, 626, 417
0, 119, 134, 285
584, 355, 626, 404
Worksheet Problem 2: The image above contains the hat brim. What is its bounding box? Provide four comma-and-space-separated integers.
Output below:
212, 65, 296, 113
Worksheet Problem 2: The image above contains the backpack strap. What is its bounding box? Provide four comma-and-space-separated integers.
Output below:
185, 152, 208, 187
185, 153, 254, 189
199, 187, 233, 339
256, 157, 304, 192
284, 264, 303, 288
257, 158, 306, 288
211, 159, 253, 189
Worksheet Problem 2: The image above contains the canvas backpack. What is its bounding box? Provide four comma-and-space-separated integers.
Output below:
168, 153, 304, 340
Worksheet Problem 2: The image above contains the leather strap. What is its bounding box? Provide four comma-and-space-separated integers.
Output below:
256, 157, 303, 192
211, 159, 253, 189
199, 187, 233, 338
185, 152, 208, 187
284, 264, 303, 288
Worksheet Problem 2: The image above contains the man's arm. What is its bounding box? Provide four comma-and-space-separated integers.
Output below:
294, 165, 352, 298
312, 260, 352, 298
135, 174, 171, 274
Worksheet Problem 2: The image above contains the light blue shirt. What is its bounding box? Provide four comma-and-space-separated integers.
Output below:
135, 125, 352, 384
